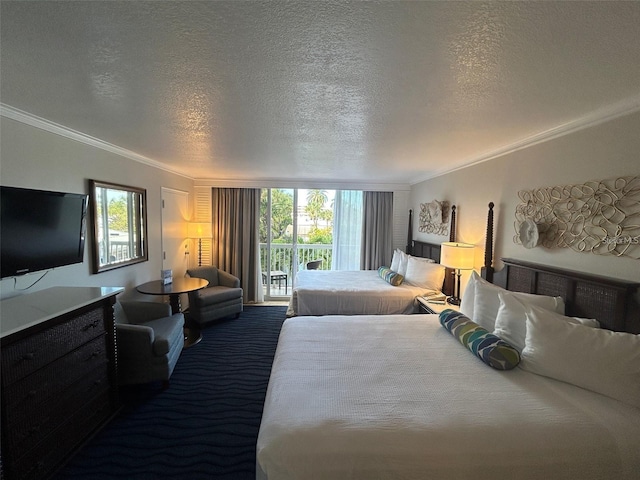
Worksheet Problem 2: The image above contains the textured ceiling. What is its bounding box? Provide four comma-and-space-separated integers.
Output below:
1, 1, 639, 185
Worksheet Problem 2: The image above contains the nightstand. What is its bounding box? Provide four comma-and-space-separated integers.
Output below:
416, 296, 460, 315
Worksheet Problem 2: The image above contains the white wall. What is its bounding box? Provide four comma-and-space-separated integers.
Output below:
0, 117, 194, 301
410, 111, 640, 288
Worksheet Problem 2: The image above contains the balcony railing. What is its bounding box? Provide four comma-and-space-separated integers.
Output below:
260, 243, 332, 296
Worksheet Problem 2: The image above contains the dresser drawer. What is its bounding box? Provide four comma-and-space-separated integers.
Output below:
2, 305, 106, 387
3, 335, 108, 415
5, 362, 110, 455
7, 391, 113, 480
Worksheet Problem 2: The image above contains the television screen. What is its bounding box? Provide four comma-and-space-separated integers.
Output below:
1, 186, 88, 278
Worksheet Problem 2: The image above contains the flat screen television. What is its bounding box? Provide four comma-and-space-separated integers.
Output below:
1, 186, 89, 278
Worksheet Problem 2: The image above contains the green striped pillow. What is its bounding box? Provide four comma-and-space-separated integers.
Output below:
378, 266, 404, 286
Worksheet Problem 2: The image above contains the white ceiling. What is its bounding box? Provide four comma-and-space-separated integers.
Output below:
1, 1, 639, 185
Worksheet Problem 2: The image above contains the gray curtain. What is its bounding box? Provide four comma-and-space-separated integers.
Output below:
211, 188, 264, 303
360, 191, 393, 270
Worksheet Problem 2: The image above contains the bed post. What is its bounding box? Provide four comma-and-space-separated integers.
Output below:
481, 202, 495, 283
449, 205, 457, 242
406, 209, 413, 254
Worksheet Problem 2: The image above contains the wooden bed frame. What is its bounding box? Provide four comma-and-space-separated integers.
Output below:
407, 205, 457, 296
408, 202, 640, 333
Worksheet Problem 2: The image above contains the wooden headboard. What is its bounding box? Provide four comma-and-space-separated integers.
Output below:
494, 258, 640, 334
408, 202, 639, 333
408, 205, 457, 296
479, 203, 639, 333
411, 240, 454, 296
478, 203, 639, 333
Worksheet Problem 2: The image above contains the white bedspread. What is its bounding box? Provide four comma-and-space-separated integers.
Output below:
287, 270, 434, 316
257, 315, 640, 480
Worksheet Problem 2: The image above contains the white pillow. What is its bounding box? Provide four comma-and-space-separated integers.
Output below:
397, 250, 410, 277
404, 257, 445, 290
520, 305, 640, 409
459, 270, 485, 320
494, 291, 592, 352
473, 279, 565, 332
390, 249, 402, 272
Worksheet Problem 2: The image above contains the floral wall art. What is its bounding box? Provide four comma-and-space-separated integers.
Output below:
514, 175, 640, 259
419, 200, 450, 236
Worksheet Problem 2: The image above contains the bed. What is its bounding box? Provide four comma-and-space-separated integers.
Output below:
257, 209, 640, 479
286, 207, 458, 317
286, 269, 441, 316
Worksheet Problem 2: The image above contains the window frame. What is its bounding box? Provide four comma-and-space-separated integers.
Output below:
89, 180, 148, 273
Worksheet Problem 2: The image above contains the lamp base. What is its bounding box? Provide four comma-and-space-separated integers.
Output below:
447, 296, 461, 306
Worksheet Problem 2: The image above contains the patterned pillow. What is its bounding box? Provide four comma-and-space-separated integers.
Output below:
378, 266, 404, 286
439, 309, 521, 370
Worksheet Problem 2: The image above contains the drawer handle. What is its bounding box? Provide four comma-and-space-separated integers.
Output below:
22, 352, 35, 360
82, 319, 100, 331
86, 350, 102, 361
28, 389, 37, 397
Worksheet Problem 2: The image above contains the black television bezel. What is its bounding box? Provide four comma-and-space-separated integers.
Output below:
0, 185, 89, 278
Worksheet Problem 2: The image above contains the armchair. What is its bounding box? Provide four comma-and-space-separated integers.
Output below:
114, 300, 185, 386
186, 266, 243, 325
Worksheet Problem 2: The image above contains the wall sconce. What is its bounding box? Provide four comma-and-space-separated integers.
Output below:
440, 242, 475, 306
188, 222, 212, 266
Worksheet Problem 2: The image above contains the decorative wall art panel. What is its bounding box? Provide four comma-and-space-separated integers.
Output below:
514, 175, 640, 259
419, 200, 450, 236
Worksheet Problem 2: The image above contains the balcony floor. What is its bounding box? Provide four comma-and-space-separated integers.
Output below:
262, 283, 291, 298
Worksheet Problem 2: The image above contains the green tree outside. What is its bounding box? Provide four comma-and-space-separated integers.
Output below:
107, 197, 129, 232
260, 189, 294, 243
305, 189, 333, 243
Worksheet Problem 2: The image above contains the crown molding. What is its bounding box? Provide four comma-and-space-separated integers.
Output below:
193, 177, 411, 191
0, 104, 193, 181
3, 93, 638, 189
410, 94, 640, 185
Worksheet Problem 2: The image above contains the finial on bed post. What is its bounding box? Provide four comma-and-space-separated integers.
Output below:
482, 202, 495, 282
406, 209, 413, 254
449, 205, 457, 242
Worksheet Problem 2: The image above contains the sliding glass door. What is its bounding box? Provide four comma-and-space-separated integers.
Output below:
260, 189, 297, 299
260, 188, 336, 300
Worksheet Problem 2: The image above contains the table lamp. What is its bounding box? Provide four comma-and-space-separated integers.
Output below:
440, 242, 474, 305
188, 222, 212, 266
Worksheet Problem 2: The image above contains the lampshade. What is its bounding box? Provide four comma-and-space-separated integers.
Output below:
187, 222, 212, 239
440, 242, 474, 270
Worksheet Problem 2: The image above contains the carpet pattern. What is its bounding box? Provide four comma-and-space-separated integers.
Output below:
55, 305, 287, 480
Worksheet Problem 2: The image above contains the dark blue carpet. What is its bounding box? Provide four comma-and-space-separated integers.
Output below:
55, 305, 287, 480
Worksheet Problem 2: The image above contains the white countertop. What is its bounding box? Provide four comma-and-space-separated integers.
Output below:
0, 286, 124, 338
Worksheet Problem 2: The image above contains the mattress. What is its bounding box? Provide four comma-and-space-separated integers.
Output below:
286, 270, 435, 316
257, 315, 640, 480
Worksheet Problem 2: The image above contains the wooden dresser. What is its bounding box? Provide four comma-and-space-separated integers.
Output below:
1, 286, 123, 480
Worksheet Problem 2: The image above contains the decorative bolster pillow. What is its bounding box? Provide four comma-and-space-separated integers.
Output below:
439, 309, 521, 370
378, 266, 404, 286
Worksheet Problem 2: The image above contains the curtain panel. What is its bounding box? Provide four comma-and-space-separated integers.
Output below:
211, 188, 264, 303
332, 190, 363, 270
360, 191, 393, 270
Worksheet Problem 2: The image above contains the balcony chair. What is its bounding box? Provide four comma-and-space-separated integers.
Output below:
114, 300, 185, 387
306, 259, 323, 270
186, 266, 243, 325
